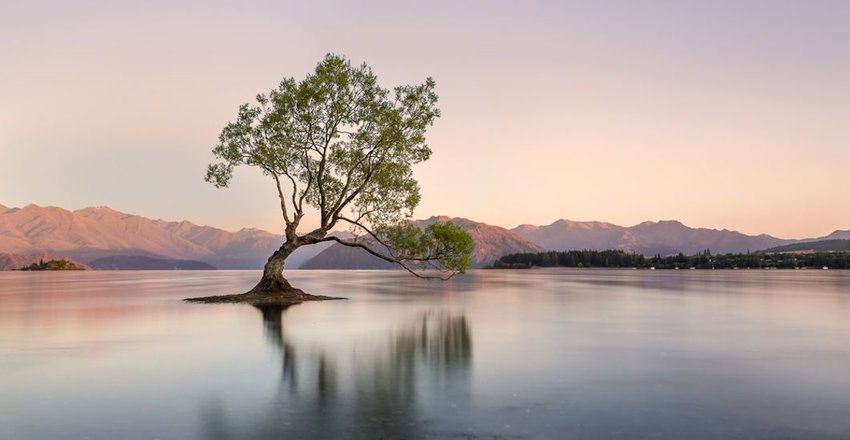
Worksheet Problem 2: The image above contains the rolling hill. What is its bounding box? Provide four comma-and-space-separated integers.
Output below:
764, 239, 850, 253
820, 230, 850, 240
88, 255, 217, 270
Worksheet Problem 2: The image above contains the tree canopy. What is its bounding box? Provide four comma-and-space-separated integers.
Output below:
205, 54, 472, 282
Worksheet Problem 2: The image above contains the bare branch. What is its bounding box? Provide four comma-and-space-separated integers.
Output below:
279, 170, 300, 216
270, 172, 292, 226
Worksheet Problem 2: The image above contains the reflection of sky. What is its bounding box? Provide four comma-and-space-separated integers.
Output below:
1, 270, 850, 438
3, 2, 850, 238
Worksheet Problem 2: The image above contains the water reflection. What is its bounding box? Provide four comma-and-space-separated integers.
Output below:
201, 304, 472, 439
255, 304, 299, 393
7, 271, 849, 438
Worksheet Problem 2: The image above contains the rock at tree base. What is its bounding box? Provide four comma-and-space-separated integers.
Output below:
184, 288, 344, 306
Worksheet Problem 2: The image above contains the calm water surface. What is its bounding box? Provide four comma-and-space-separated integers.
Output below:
1, 269, 849, 439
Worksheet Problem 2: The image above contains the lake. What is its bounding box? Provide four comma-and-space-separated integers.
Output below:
1, 269, 849, 439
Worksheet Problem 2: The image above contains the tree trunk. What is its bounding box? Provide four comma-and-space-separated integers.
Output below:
185, 238, 343, 304
249, 241, 300, 293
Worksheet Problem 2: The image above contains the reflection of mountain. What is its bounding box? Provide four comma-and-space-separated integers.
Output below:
200, 306, 472, 439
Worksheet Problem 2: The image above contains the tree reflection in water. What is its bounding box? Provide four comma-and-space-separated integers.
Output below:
256, 304, 298, 393
200, 305, 472, 439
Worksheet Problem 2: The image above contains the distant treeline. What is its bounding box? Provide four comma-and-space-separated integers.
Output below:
492, 249, 850, 269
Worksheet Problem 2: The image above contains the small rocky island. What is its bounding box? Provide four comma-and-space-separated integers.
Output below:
20, 259, 86, 271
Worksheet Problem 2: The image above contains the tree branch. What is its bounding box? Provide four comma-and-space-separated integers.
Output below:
318, 236, 455, 280
335, 216, 449, 263
279, 169, 300, 216
270, 172, 292, 226
329, 130, 384, 218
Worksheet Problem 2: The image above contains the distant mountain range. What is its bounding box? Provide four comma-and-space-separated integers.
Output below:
0, 203, 284, 269
512, 219, 850, 256
1, 203, 848, 270
514, 219, 781, 255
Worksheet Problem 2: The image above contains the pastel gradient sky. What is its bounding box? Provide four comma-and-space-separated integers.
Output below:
2, 1, 849, 238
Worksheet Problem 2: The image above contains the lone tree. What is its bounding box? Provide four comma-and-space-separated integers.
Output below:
202, 54, 473, 301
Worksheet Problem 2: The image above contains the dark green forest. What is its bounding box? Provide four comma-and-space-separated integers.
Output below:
493, 249, 850, 269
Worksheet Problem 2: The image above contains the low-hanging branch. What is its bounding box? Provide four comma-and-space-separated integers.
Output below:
318, 235, 460, 280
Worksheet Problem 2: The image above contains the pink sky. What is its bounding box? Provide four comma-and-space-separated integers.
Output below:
2, 1, 849, 239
